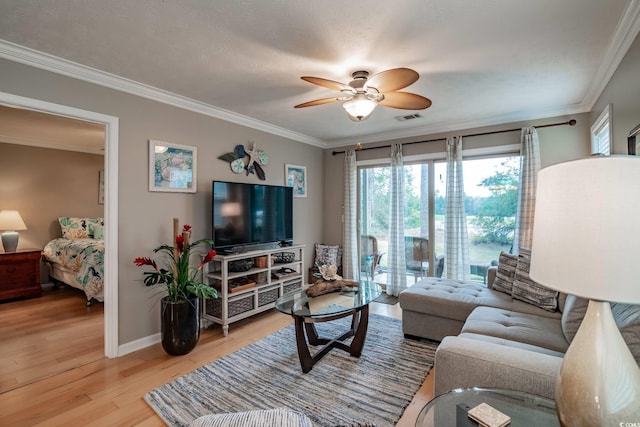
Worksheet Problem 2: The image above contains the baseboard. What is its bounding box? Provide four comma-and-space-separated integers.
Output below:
118, 332, 160, 356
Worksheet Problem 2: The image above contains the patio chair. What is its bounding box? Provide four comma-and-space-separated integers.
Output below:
360, 235, 384, 280
405, 236, 430, 283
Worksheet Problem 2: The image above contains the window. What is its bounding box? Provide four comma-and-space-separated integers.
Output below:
434, 156, 520, 281
591, 104, 612, 156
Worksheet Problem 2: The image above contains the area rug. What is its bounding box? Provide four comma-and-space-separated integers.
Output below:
145, 313, 437, 427
373, 292, 399, 305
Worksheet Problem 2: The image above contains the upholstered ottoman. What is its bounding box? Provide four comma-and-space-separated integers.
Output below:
399, 275, 559, 342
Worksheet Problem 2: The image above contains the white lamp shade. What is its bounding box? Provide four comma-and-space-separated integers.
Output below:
343, 95, 377, 121
529, 156, 640, 304
0, 210, 27, 231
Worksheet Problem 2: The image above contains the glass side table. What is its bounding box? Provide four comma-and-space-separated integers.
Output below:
415, 387, 559, 427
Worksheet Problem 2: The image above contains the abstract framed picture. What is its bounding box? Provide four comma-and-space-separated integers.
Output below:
285, 164, 307, 198
149, 140, 197, 193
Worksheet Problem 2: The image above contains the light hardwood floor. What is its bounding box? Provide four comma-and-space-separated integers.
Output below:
0, 286, 104, 393
0, 291, 435, 426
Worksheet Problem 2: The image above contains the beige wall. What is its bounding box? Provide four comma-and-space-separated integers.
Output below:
0, 142, 104, 280
322, 114, 591, 244
0, 58, 324, 345
591, 32, 640, 154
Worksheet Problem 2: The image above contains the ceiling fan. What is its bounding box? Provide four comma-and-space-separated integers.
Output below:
294, 67, 432, 121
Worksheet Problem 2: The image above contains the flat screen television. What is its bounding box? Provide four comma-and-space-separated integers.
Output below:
212, 181, 293, 252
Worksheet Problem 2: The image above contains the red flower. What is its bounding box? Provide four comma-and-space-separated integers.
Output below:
134, 257, 157, 269
199, 249, 217, 268
183, 225, 192, 233
175, 234, 185, 252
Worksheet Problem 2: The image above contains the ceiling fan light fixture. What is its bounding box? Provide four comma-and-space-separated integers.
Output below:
343, 94, 377, 121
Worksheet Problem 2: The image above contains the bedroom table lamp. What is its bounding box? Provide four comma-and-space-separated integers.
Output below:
0, 210, 27, 252
529, 156, 640, 427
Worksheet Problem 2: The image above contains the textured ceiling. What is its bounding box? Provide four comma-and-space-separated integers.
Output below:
0, 0, 637, 147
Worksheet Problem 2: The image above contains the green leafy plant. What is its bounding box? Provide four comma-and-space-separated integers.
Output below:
134, 225, 218, 302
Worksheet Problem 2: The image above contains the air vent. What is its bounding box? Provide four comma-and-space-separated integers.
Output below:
395, 113, 423, 122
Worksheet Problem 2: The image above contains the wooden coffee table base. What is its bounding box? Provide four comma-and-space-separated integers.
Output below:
293, 304, 370, 373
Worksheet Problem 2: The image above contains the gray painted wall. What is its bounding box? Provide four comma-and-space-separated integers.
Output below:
591, 31, 640, 154
0, 58, 324, 345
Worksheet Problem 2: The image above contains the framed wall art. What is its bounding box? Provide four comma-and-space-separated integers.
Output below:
285, 164, 307, 198
149, 140, 197, 193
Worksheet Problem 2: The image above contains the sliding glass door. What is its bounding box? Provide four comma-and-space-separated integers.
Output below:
434, 156, 519, 282
359, 154, 519, 285
359, 163, 431, 287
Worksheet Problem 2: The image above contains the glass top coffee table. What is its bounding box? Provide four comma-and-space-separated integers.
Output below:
415, 387, 559, 427
275, 280, 381, 373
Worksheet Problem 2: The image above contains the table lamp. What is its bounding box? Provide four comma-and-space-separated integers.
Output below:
529, 156, 640, 426
0, 210, 27, 252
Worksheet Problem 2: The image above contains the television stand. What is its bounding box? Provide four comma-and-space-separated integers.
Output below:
202, 244, 305, 336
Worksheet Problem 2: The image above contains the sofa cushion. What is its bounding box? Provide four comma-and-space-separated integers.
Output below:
492, 252, 518, 295
400, 279, 512, 322
400, 278, 561, 322
561, 294, 589, 343
512, 249, 558, 312
557, 292, 568, 313
461, 307, 569, 353
458, 332, 566, 358
611, 302, 640, 366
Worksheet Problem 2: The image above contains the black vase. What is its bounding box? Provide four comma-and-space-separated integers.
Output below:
161, 296, 200, 356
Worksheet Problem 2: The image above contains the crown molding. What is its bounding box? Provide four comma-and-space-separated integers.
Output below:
582, 0, 640, 110
0, 40, 328, 148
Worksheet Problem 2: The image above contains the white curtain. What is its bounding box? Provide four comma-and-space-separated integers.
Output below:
342, 149, 359, 280
444, 136, 471, 280
387, 144, 407, 296
513, 127, 541, 254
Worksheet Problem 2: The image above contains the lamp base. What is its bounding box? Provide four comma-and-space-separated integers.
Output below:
556, 300, 640, 426
1, 231, 19, 252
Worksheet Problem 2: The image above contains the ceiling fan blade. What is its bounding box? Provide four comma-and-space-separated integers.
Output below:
301, 76, 352, 92
294, 97, 341, 108
379, 92, 432, 110
367, 68, 419, 92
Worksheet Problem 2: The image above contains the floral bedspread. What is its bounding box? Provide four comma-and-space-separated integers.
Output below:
43, 238, 104, 300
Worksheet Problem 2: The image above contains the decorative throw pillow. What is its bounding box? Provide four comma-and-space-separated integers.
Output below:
59, 217, 104, 239
93, 225, 105, 240
315, 244, 340, 267
492, 252, 518, 295
512, 248, 558, 312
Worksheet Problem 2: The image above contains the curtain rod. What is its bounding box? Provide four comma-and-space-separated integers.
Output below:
331, 119, 577, 156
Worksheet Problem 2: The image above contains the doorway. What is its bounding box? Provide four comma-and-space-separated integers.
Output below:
0, 91, 119, 361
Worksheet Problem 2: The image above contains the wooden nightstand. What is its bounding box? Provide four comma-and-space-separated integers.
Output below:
0, 248, 42, 302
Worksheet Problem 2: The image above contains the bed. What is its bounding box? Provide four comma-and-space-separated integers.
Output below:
42, 217, 105, 305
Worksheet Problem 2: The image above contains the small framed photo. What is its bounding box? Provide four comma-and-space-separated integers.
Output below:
285, 164, 307, 198
149, 140, 197, 193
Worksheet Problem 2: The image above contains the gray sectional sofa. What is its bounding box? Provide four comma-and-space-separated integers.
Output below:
399, 267, 640, 399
